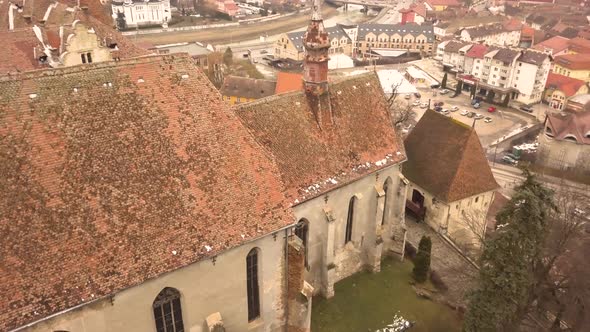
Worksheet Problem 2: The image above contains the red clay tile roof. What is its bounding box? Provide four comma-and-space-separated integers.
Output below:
533, 35, 570, 54
554, 53, 590, 70
235, 73, 406, 202
0, 54, 293, 331
568, 37, 590, 54
275, 72, 304, 94
546, 109, 590, 144
546, 72, 587, 97
0, 29, 46, 74
503, 18, 523, 31
465, 44, 489, 59
402, 110, 499, 203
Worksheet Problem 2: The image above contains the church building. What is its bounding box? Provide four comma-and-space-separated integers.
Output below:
0, 2, 408, 332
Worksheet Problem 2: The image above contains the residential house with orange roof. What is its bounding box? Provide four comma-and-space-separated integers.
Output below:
399, 3, 427, 24
554, 53, 590, 82
219, 75, 277, 104
533, 35, 571, 56
568, 37, 590, 54
403, 110, 499, 254
543, 72, 589, 110
424, 0, 461, 11
275, 71, 304, 94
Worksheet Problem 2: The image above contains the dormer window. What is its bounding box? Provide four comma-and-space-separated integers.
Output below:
564, 135, 578, 143
545, 126, 554, 137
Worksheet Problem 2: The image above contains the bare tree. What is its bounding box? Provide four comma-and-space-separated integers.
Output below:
386, 82, 416, 128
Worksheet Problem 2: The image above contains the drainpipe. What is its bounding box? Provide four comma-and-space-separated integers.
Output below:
284, 228, 289, 332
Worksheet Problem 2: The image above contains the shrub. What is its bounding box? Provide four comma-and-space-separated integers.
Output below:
412, 236, 432, 283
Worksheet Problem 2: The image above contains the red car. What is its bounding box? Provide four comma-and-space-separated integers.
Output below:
488, 106, 497, 112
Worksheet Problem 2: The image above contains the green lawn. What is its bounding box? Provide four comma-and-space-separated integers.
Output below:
311, 259, 463, 332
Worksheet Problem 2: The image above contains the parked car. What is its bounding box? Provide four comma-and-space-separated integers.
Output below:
520, 105, 533, 113
420, 102, 428, 108
484, 117, 492, 123
460, 110, 469, 116
431, 83, 440, 89
473, 103, 481, 109
440, 89, 450, 95
501, 156, 518, 165
404, 94, 411, 99
412, 101, 421, 106
474, 113, 484, 119
505, 153, 520, 160
451, 106, 459, 111
467, 112, 475, 118
414, 92, 421, 98
434, 101, 444, 107
434, 106, 443, 112
488, 106, 497, 112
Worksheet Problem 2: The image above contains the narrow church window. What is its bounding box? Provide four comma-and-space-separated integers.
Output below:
475, 196, 479, 203
382, 178, 393, 225
295, 219, 309, 269
345, 197, 356, 244
153, 287, 184, 332
86, 52, 93, 63
80, 53, 86, 64
247, 248, 261, 321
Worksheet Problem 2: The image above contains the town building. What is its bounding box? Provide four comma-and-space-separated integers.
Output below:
433, 22, 451, 40
274, 25, 352, 61
539, 108, 590, 172
111, 0, 172, 29
148, 41, 217, 72
543, 73, 589, 110
399, 3, 427, 24
554, 53, 590, 82
532, 35, 570, 56
219, 75, 277, 104
403, 110, 499, 254
0, 2, 149, 75
356, 23, 435, 56
1, 3, 410, 331
440, 42, 552, 105
424, 0, 461, 11
459, 23, 522, 47
275, 71, 304, 94
567, 37, 590, 54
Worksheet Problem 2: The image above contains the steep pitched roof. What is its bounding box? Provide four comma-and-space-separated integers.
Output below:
546, 109, 590, 144
275, 71, 303, 94
0, 55, 292, 331
465, 44, 489, 59
493, 48, 520, 64
554, 53, 590, 70
235, 73, 406, 202
518, 50, 550, 66
533, 36, 570, 54
220, 75, 277, 99
568, 37, 590, 54
444, 40, 470, 53
546, 72, 587, 97
402, 110, 498, 202
425, 0, 461, 7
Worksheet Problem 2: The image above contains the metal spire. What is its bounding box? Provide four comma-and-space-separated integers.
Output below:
312, 0, 322, 21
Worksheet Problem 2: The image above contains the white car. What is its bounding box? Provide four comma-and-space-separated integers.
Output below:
474, 113, 484, 120
412, 101, 420, 106
420, 102, 428, 108
484, 117, 492, 123
451, 106, 459, 111
460, 110, 469, 116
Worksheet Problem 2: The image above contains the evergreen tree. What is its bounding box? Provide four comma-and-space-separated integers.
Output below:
441, 72, 448, 89
464, 171, 556, 332
412, 236, 432, 283
223, 47, 233, 67
115, 11, 127, 31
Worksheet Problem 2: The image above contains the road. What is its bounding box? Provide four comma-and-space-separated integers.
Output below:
133, 6, 343, 45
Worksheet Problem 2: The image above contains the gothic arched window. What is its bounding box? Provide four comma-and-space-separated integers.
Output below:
153, 287, 184, 332
247, 248, 261, 321
345, 197, 356, 244
295, 219, 309, 268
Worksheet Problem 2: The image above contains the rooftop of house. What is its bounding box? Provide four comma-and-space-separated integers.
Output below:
0, 54, 293, 331
444, 40, 471, 53
399, 2, 427, 17
568, 37, 590, 54
234, 73, 406, 202
546, 109, 590, 144
502, 18, 524, 31
275, 71, 304, 94
287, 25, 350, 51
492, 48, 521, 64
518, 50, 550, 66
463, 23, 513, 38
219, 75, 277, 100
402, 110, 499, 203
357, 23, 435, 42
554, 53, 590, 70
465, 43, 490, 59
533, 35, 571, 54
546, 72, 587, 97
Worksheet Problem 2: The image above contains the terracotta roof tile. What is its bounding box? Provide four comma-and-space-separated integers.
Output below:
235, 73, 406, 202
533, 36, 570, 54
554, 53, 590, 70
275, 72, 304, 94
0, 54, 293, 331
465, 44, 489, 59
546, 109, 590, 144
402, 110, 498, 202
546, 72, 587, 97
568, 37, 590, 54
425, 0, 461, 6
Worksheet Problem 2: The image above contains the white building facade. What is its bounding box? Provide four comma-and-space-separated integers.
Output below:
111, 0, 171, 29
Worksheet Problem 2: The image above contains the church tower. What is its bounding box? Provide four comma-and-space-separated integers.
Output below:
303, 0, 330, 96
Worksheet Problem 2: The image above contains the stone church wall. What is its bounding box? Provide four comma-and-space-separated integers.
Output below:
22, 231, 291, 332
